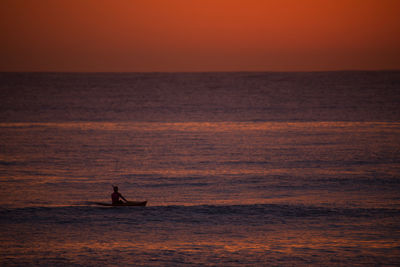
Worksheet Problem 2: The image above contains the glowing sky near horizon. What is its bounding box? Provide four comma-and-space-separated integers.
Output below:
0, 0, 399, 72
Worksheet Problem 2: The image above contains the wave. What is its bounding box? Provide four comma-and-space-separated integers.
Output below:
0, 160, 25, 166
2, 203, 399, 224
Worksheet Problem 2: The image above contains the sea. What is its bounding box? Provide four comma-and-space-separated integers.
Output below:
1, 71, 400, 266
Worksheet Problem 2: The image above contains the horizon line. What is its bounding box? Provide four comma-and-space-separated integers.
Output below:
1, 69, 399, 74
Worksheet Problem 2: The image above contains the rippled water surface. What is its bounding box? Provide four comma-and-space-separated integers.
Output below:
1, 72, 400, 265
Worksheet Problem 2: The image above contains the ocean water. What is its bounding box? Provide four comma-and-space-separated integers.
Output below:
1, 72, 400, 266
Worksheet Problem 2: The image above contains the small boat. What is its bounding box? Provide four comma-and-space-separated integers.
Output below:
95, 201, 147, 207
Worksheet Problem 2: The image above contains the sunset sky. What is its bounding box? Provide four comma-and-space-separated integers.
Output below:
1, 0, 399, 72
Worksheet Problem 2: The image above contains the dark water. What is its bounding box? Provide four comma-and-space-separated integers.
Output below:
1, 72, 400, 266
1, 71, 400, 123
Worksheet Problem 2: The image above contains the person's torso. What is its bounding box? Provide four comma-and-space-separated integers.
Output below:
111, 192, 120, 203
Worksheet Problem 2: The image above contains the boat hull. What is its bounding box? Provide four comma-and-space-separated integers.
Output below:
95, 201, 147, 207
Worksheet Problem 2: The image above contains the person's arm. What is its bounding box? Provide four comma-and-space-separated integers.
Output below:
120, 194, 128, 202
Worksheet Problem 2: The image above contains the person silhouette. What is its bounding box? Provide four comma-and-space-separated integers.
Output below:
111, 186, 127, 204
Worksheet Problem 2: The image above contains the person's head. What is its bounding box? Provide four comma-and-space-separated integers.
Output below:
113, 186, 118, 192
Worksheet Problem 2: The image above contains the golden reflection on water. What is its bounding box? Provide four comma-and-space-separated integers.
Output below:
1, 121, 400, 132
1, 120, 400, 208
7, 227, 397, 260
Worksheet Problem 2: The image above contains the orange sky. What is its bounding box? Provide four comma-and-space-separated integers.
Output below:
1, 0, 399, 72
